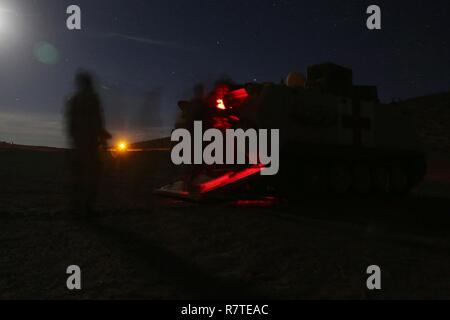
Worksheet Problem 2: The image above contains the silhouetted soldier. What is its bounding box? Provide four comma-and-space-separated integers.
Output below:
65, 71, 110, 216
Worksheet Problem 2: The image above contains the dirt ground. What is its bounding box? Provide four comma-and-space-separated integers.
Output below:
1, 149, 450, 299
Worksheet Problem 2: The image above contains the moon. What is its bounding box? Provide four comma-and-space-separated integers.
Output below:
0, 9, 5, 31
0, 8, 10, 34
0, 7, 15, 35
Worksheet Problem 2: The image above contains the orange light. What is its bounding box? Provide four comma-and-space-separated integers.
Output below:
117, 141, 128, 152
216, 99, 226, 110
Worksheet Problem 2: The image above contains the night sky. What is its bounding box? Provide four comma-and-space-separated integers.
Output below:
0, 0, 449, 147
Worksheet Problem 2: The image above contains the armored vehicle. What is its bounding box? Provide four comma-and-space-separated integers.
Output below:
157, 63, 426, 199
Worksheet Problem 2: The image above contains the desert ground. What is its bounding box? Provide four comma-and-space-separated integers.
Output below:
1, 147, 450, 299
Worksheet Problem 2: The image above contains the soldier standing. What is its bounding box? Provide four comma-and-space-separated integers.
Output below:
65, 71, 110, 216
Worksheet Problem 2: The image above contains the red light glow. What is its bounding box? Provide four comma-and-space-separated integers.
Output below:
211, 116, 232, 129
198, 164, 264, 193
230, 88, 249, 100
233, 197, 278, 207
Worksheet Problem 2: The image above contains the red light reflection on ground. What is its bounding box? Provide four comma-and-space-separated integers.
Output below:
198, 165, 263, 194
232, 196, 279, 207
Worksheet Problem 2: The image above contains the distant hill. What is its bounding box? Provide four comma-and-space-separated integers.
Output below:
131, 137, 172, 150
0, 142, 66, 152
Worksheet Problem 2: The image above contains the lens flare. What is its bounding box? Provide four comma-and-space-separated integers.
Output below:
33, 42, 60, 65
